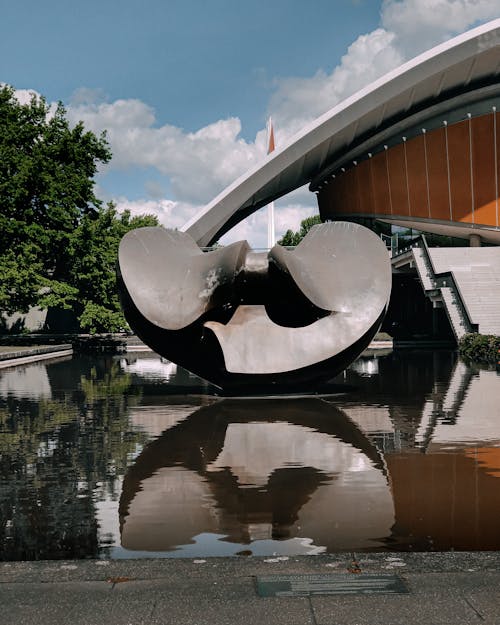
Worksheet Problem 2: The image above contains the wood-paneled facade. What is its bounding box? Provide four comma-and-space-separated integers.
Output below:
319, 111, 500, 230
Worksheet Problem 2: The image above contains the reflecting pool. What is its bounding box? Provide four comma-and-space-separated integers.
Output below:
1, 349, 500, 560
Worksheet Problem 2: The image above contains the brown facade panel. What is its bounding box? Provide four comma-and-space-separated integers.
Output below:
405, 135, 429, 219
325, 170, 347, 216
353, 166, 363, 214
496, 111, 500, 227
370, 151, 391, 215
387, 143, 409, 216
319, 168, 358, 218
318, 180, 340, 218
342, 167, 361, 214
426, 127, 450, 221
336, 173, 349, 214
447, 120, 473, 223
472, 113, 497, 227
355, 159, 375, 215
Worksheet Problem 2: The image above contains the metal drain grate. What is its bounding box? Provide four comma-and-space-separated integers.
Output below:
255, 574, 409, 597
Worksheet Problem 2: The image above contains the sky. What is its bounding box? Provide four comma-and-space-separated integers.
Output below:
1, 0, 499, 247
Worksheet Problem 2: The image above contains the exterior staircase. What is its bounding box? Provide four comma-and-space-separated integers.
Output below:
429, 247, 500, 336
410, 238, 474, 341
391, 236, 500, 341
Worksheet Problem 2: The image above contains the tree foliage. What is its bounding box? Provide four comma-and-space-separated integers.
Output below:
67, 205, 158, 333
0, 85, 158, 332
278, 215, 323, 246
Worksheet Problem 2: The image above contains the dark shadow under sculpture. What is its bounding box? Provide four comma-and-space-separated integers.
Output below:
117, 221, 391, 394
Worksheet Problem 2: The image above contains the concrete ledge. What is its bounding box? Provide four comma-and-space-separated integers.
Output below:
0, 345, 73, 368
2, 552, 499, 584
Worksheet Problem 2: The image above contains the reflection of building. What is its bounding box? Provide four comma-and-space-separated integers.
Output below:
119, 353, 214, 394
391, 360, 500, 550
119, 351, 500, 555
351, 354, 500, 551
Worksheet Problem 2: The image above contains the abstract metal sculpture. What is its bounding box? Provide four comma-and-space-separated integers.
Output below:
117, 221, 391, 394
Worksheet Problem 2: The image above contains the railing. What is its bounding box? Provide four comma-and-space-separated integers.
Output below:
411, 236, 475, 337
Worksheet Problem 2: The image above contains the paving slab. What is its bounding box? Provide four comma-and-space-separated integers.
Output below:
311, 572, 500, 625
114, 579, 313, 625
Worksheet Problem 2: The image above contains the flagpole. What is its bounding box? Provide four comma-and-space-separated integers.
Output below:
266, 117, 276, 249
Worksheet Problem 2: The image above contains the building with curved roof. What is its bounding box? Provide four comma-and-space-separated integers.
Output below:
183, 19, 500, 247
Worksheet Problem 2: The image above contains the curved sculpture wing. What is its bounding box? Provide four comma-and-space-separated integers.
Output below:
269, 222, 390, 313
119, 227, 249, 330
205, 222, 391, 374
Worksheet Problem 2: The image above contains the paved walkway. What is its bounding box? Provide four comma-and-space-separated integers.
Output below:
2, 552, 500, 624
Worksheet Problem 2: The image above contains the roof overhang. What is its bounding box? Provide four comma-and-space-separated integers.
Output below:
183, 19, 500, 247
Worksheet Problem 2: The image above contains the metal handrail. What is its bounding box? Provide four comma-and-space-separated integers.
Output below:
412, 236, 475, 334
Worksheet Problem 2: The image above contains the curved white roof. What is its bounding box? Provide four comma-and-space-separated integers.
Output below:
183, 19, 500, 246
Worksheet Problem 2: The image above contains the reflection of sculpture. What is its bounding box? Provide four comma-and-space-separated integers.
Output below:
118, 221, 391, 393
119, 398, 393, 553
119, 355, 500, 554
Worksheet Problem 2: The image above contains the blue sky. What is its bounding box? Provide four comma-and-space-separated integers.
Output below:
2, 1, 499, 246
2, 0, 380, 137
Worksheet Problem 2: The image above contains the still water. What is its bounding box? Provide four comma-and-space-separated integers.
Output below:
1, 348, 499, 561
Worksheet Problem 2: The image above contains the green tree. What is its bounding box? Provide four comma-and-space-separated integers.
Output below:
0, 85, 158, 332
278, 215, 323, 246
67, 204, 158, 333
0, 85, 111, 312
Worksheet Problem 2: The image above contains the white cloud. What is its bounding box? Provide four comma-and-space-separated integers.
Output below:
6, 86, 58, 118
382, 0, 500, 57
11, 87, 41, 106
67, 99, 267, 205
112, 194, 317, 250
269, 1, 499, 132
269, 28, 403, 134
60, 1, 499, 247
269, 28, 402, 134
113, 197, 201, 230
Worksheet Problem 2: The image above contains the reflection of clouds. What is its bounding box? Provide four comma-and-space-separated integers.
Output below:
351, 357, 379, 376
95, 476, 123, 551
207, 422, 378, 487
344, 406, 393, 434
120, 357, 177, 379
129, 405, 198, 438
0, 364, 52, 399
122, 467, 220, 552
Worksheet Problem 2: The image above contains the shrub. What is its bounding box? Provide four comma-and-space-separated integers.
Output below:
458, 333, 500, 364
